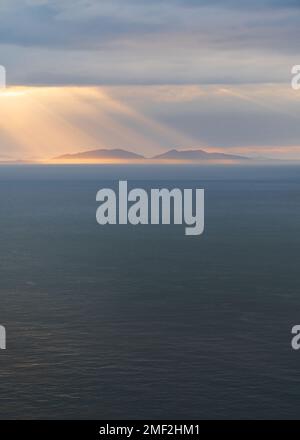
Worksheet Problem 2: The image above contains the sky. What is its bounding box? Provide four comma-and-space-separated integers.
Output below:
0, 0, 299, 160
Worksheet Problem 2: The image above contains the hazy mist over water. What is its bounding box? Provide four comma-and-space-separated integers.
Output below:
0, 164, 300, 419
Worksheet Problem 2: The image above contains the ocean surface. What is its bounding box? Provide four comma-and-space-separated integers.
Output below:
0, 164, 300, 420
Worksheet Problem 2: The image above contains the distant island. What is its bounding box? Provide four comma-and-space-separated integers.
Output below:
153, 149, 249, 162
55, 148, 144, 163
1, 148, 279, 165
50, 148, 251, 164
0, 158, 32, 165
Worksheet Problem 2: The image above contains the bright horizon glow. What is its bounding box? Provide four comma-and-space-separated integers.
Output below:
0, 85, 299, 163
0, 86, 199, 162
0, 87, 29, 98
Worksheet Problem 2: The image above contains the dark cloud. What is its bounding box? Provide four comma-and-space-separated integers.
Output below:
0, 2, 161, 49
0, 0, 299, 50
0, 0, 298, 86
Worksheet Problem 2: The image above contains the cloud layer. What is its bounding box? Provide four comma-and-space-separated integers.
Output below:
0, 1, 299, 160
0, 0, 299, 85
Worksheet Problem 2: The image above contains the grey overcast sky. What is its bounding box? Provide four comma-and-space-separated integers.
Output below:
1, 0, 299, 85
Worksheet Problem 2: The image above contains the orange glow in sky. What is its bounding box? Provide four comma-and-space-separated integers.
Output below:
0, 85, 299, 162
0, 86, 197, 162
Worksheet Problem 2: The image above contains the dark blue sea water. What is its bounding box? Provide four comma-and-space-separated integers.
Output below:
0, 164, 300, 420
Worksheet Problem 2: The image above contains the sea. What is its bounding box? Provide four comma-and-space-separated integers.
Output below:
0, 164, 299, 420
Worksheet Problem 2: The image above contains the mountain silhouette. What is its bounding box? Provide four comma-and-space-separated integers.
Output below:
53, 147, 251, 163
152, 149, 249, 162
55, 148, 145, 161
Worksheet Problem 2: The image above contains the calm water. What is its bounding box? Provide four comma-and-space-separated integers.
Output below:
0, 164, 300, 420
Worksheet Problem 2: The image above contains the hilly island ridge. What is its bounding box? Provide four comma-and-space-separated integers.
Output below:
51, 148, 251, 164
